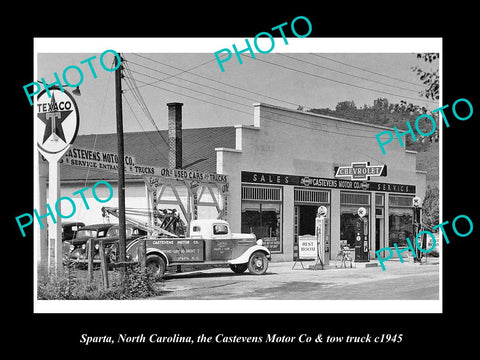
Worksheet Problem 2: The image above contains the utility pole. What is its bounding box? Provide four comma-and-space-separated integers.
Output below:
115, 54, 127, 281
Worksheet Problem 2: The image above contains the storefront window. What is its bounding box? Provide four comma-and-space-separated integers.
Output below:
340, 192, 370, 248
241, 202, 282, 253
340, 206, 369, 248
388, 207, 414, 247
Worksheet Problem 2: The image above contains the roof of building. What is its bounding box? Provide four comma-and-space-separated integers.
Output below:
58, 126, 236, 181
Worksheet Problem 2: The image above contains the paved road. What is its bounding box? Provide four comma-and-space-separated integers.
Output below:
151, 260, 440, 301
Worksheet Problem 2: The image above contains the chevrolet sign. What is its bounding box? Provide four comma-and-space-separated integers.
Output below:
335, 162, 386, 181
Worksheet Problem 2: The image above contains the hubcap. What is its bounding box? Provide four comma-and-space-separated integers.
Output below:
254, 257, 263, 269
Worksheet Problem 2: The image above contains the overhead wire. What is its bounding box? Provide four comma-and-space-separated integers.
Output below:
122, 93, 169, 162
125, 57, 383, 135
125, 72, 382, 139
309, 53, 425, 88
122, 57, 171, 149
123, 75, 253, 117
128, 61, 260, 104
130, 53, 302, 108
121, 65, 388, 166
83, 59, 114, 187
127, 68, 251, 109
276, 53, 420, 93
239, 53, 438, 104
118, 52, 429, 168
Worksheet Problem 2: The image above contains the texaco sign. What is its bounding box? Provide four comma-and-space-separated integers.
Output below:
36, 89, 79, 155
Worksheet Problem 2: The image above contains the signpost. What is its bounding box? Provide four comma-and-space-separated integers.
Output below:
36, 89, 79, 274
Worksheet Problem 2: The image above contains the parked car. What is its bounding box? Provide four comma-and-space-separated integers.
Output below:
64, 223, 114, 261
96, 224, 148, 262
61, 222, 85, 241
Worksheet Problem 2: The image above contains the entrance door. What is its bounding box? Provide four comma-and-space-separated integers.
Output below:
299, 205, 318, 236
293, 205, 322, 260
375, 217, 384, 257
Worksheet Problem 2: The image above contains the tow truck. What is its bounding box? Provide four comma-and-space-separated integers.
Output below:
86, 207, 270, 278
126, 218, 271, 278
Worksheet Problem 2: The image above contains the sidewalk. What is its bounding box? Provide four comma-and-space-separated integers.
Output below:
271, 255, 440, 272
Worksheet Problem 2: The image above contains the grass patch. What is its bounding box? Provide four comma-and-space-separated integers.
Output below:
37, 262, 164, 300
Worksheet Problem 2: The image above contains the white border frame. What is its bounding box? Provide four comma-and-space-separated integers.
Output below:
33, 37, 442, 314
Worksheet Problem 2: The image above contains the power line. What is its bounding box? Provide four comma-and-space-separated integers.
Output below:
125, 75, 254, 117
84, 60, 114, 187
277, 53, 420, 93
309, 53, 425, 88
122, 93, 168, 162
126, 58, 382, 135
122, 58, 171, 149
130, 53, 302, 108
127, 68, 251, 109
240, 53, 438, 104
126, 73, 382, 140
128, 60, 260, 104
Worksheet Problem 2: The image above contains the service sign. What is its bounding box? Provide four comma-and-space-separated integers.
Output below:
36, 89, 79, 155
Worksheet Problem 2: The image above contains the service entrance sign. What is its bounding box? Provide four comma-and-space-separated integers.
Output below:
36, 88, 79, 274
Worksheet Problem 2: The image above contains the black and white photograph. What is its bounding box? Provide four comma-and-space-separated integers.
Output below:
32, 38, 443, 312
8, 7, 478, 354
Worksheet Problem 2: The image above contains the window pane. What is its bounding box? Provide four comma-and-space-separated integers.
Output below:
242, 201, 282, 253
213, 224, 229, 235
388, 208, 413, 247
340, 205, 369, 247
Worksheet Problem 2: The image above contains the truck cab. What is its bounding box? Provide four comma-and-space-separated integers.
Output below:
126, 219, 271, 278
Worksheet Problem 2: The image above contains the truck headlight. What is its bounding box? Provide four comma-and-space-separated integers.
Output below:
69, 244, 75, 252
81, 244, 86, 250
256, 239, 263, 246
94, 243, 100, 250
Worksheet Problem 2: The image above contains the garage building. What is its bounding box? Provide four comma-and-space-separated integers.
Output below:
40, 102, 427, 263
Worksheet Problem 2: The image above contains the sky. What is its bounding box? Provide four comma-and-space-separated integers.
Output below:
35, 38, 440, 136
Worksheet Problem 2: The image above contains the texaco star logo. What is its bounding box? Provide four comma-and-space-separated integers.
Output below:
36, 89, 79, 154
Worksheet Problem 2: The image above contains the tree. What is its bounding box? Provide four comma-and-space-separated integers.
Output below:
421, 185, 439, 232
412, 53, 439, 101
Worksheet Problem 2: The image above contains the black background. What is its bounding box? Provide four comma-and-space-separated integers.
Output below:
7, 4, 478, 354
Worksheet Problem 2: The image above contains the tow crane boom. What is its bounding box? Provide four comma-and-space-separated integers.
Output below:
101, 206, 180, 238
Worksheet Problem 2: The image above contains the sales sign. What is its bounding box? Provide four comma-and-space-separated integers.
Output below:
242, 171, 414, 194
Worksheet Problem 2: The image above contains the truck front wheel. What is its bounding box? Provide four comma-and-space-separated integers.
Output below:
229, 263, 248, 274
146, 254, 166, 279
248, 251, 269, 275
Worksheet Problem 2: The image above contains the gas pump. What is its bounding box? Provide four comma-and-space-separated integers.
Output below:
355, 207, 369, 262
412, 196, 423, 261
315, 206, 330, 266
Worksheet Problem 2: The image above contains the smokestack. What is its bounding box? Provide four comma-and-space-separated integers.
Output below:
167, 102, 183, 169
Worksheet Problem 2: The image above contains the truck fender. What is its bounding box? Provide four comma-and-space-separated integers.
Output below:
145, 248, 170, 267
228, 245, 271, 265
